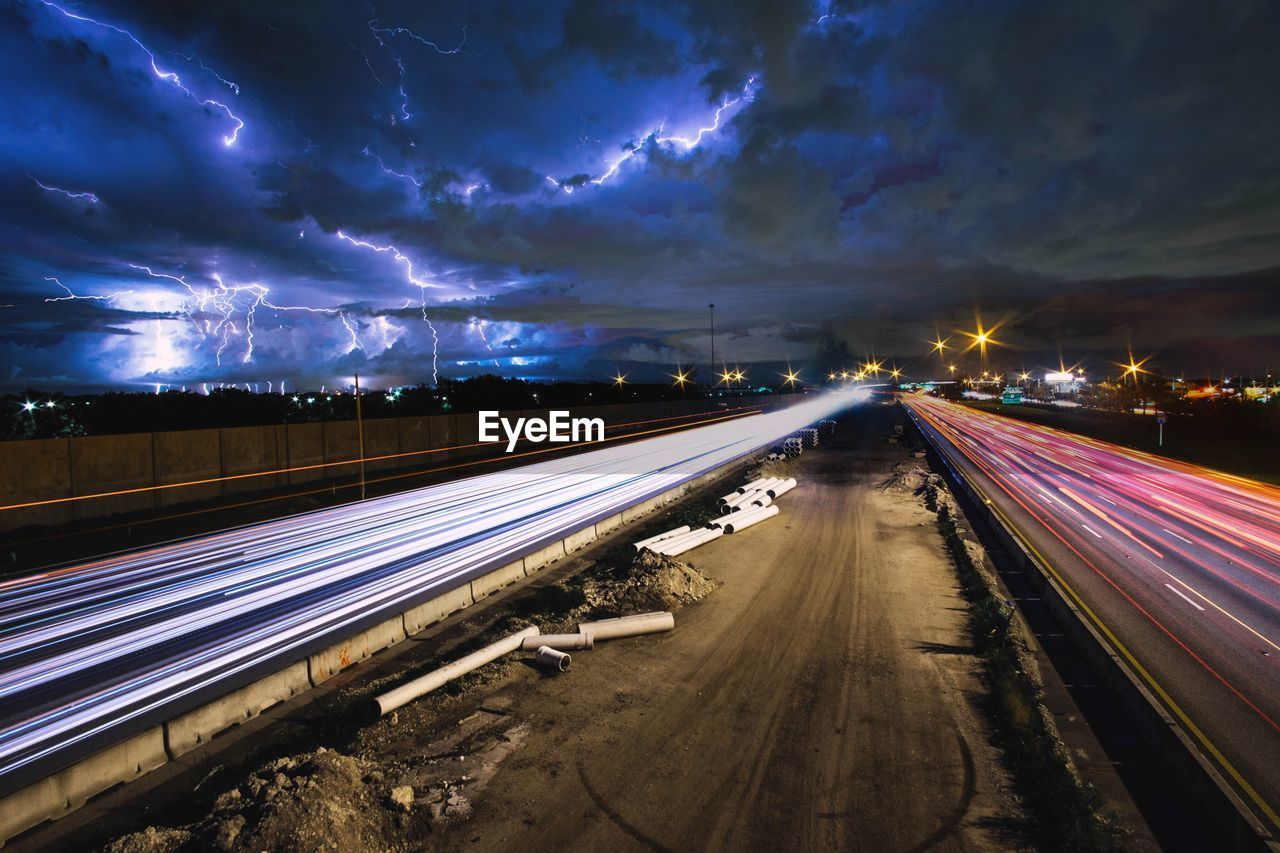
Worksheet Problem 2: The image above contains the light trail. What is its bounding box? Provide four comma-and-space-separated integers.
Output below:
0, 392, 851, 790
904, 394, 1280, 829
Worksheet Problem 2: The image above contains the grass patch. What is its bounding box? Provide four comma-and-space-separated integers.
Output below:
927, 482, 1130, 852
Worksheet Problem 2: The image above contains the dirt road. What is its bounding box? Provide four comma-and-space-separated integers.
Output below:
446, 404, 1019, 851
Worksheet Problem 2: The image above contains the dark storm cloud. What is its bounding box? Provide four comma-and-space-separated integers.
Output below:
2, 0, 1279, 390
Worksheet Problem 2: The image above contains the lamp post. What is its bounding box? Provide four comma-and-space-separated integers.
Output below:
708, 303, 715, 392
354, 373, 367, 501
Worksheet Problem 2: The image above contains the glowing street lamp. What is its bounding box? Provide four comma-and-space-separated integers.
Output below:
947, 364, 957, 375
21, 401, 37, 413
612, 372, 628, 387
929, 335, 951, 356
671, 370, 690, 388
782, 369, 800, 387
890, 367, 902, 380
1117, 354, 1150, 381
961, 320, 1002, 356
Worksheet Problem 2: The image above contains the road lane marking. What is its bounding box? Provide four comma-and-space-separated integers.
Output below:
1141, 556, 1280, 655
1163, 527, 1193, 545
1165, 583, 1206, 611
1080, 523, 1103, 539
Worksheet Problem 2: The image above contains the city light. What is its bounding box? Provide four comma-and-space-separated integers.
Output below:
782, 369, 799, 386
929, 335, 951, 355
671, 370, 690, 388
612, 372, 628, 387
961, 320, 1002, 355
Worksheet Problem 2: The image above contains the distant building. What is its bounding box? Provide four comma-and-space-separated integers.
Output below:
1044, 370, 1085, 395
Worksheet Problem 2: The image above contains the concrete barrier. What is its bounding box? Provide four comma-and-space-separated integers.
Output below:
470, 559, 526, 600
563, 525, 596, 550
307, 616, 406, 685
402, 585, 475, 635
0, 727, 167, 845
905, 406, 1279, 852
164, 662, 310, 758
595, 512, 624, 536
621, 497, 662, 524
525, 539, 567, 572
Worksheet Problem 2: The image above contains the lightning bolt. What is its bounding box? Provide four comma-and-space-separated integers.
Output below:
365, 6, 468, 123
471, 317, 500, 367
33, 0, 245, 146
30, 177, 99, 203
361, 145, 422, 189
171, 51, 241, 94
127, 264, 362, 365
546, 76, 758, 192
367, 16, 468, 55
337, 230, 440, 384
43, 276, 130, 302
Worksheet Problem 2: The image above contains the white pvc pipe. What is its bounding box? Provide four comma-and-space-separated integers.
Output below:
723, 504, 779, 533
716, 490, 741, 506
633, 525, 692, 551
767, 478, 797, 498
534, 645, 571, 671
579, 611, 674, 640
749, 492, 773, 508
647, 525, 712, 550
654, 526, 723, 556
376, 626, 540, 715
520, 633, 594, 651
735, 477, 770, 494
724, 490, 762, 512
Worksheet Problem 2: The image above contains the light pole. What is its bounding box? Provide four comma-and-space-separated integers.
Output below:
708, 303, 715, 392
354, 373, 367, 501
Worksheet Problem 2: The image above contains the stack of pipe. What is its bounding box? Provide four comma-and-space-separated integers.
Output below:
649, 526, 724, 556
710, 503, 780, 533
801, 427, 820, 448
633, 525, 692, 552
783, 437, 803, 458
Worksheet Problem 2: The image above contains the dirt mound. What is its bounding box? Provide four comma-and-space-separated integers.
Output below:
103, 826, 192, 853
881, 463, 941, 495
107, 748, 417, 853
583, 549, 715, 615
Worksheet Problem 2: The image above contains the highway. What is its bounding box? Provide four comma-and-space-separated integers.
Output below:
0, 392, 853, 796
903, 394, 1280, 835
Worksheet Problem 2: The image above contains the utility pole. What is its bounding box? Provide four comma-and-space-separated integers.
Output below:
708, 303, 715, 392
354, 373, 367, 501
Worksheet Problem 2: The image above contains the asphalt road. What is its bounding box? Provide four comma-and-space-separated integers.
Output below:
904, 394, 1280, 835
0, 392, 855, 797
451, 404, 1022, 851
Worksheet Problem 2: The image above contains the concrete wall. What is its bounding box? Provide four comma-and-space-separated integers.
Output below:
0, 395, 794, 535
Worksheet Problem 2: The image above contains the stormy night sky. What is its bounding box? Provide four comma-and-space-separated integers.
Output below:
2, 0, 1278, 391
